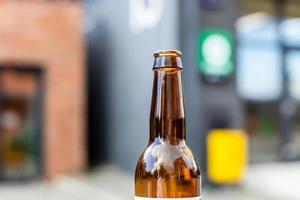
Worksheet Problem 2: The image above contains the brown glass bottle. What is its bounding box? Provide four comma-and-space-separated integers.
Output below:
135, 50, 201, 199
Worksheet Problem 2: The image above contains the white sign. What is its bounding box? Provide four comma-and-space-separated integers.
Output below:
129, 0, 164, 33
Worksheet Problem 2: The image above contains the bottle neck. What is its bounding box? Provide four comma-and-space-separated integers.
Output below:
149, 68, 186, 144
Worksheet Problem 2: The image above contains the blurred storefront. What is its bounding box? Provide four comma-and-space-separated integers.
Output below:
0, 0, 86, 180
237, 0, 300, 162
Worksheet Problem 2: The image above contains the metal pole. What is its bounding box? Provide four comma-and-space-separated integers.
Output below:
275, 0, 296, 160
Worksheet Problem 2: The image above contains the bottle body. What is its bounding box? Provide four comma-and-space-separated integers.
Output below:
135, 139, 201, 198
135, 50, 201, 199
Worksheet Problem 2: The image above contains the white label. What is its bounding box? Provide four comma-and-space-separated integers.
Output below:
135, 197, 201, 200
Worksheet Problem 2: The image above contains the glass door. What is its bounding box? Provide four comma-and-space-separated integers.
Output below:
0, 67, 43, 180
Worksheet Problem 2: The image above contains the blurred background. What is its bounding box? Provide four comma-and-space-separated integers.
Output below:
0, 0, 299, 199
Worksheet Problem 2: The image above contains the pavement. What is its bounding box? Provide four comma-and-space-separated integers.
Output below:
0, 162, 299, 200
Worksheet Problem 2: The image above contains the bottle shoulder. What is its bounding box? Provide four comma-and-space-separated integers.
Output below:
135, 140, 200, 178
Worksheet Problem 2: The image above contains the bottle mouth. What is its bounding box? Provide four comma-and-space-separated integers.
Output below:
153, 49, 183, 69
154, 49, 182, 58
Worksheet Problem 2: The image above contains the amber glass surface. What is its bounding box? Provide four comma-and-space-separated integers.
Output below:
135, 51, 201, 198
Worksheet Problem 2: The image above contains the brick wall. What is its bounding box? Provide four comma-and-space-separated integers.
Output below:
0, 0, 86, 179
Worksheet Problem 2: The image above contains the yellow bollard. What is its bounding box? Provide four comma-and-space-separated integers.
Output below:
207, 129, 248, 184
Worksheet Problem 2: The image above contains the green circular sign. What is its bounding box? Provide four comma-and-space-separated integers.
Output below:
198, 29, 234, 77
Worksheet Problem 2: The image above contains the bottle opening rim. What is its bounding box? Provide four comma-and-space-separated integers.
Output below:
154, 49, 182, 58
